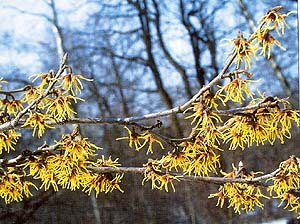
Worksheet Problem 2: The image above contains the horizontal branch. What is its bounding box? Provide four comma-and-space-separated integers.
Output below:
87, 166, 145, 174
86, 166, 281, 187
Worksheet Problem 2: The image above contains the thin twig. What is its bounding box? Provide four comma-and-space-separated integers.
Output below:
217, 99, 283, 116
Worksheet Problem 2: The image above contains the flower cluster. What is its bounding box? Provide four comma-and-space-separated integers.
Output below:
268, 156, 300, 215
0, 67, 92, 142
209, 163, 269, 214
221, 98, 300, 150
23, 86, 40, 103
159, 140, 221, 177
224, 6, 294, 68
0, 111, 21, 154
46, 93, 80, 120
0, 7, 297, 221
0, 65, 123, 204
20, 70, 91, 138
21, 130, 123, 198
258, 6, 294, 36
0, 97, 23, 115
56, 131, 99, 160
25, 155, 59, 191
35, 133, 97, 191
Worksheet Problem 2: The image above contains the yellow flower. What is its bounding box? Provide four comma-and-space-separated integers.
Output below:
181, 139, 221, 176
223, 116, 248, 150
139, 132, 164, 154
279, 192, 300, 213
83, 173, 124, 196
227, 32, 258, 68
253, 31, 286, 59
159, 174, 180, 192
61, 73, 93, 96
279, 155, 300, 174
23, 86, 40, 103
186, 147, 221, 176
268, 156, 300, 216
0, 130, 21, 154
160, 150, 189, 172
223, 111, 274, 150
217, 78, 256, 104
49, 155, 85, 191
208, 188, 226, 208
184, 102, 222, 129
95, 155, 121, 168
202, 90, 219, 110
22, 111, 55, 137
258, 6, 295, 36
197, 125, 223, 146
83, 155, 124, 196
58, 134, 99, 160
272, 109, 300, 133
142, 159, 181, 192
47, 94, 81, 120
31, 73, 53, 93
116, 126, 147, 151
0, 99, 24, 116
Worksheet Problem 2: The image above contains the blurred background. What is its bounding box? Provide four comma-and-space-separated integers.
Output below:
0, 0, 298, 223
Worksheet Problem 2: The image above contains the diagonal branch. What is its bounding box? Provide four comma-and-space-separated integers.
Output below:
0, 53, 69, 133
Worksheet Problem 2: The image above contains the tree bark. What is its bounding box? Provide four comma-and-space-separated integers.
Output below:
152, 0, 193, 99
179, 0, 205, 87
128, 0, 183, 136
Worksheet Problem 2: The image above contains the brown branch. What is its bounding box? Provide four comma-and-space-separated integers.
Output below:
37, 95, 283, 128
0, 144, 60, 167
87, 166, 145, 174
217, 99, 285, 116
86, 166, 281, 187
0, 85, 33, 95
